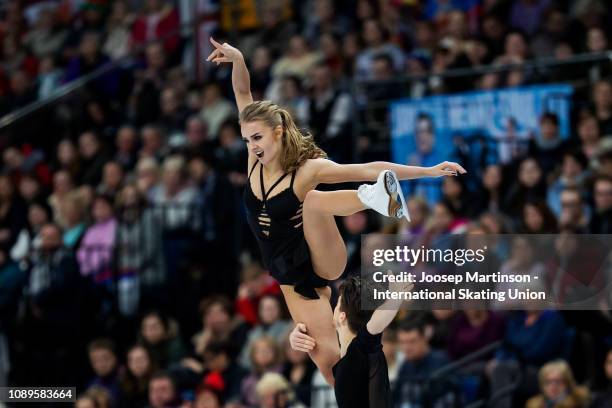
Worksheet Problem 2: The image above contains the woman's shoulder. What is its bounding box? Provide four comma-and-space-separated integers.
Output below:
525, 394, 544, 408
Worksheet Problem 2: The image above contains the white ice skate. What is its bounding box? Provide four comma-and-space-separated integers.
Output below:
357, 170, 410, 222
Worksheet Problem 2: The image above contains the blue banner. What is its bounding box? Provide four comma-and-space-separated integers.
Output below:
390, 84, 573, 205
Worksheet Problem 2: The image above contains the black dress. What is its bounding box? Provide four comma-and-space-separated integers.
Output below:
243, 162, 329, 299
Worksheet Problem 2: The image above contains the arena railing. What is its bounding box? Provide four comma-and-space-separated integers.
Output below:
350, 50, 612, 162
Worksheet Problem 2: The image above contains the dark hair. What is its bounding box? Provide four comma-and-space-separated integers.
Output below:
203, 340, 233, 357
199, 295, 233, 319
88, 338, 116, 354
563, 149, 589, 170
338, 276, 374, 333
593, 173, 612, 187
372, 52, 394, 69
540, 112, 559, 126
398, 318, 426, 336
141, 310, 170, 332
149, 370, 175, 387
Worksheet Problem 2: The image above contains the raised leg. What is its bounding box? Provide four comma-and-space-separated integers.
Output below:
302, 190, 365, 281
281, 285, 339, 385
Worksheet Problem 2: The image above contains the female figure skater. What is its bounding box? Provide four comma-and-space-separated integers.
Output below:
206, 38, 466, 385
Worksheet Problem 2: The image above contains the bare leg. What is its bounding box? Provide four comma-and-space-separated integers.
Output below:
302, 190, 365, 281
281, 285, 339, 385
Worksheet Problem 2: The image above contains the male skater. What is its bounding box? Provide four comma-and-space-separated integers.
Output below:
290, 276, 412, 408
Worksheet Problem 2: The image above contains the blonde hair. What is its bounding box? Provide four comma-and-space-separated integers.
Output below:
255, 372, 295, 400
239, 100, 327, 173
539, 360, 575, 390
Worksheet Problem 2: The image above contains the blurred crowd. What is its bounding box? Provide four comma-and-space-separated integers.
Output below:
0, 0, 611, 407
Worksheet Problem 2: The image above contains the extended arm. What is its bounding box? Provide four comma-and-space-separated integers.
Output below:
207, 38, 253, 113
311, 159, 466, 184
367, 280, 414, 335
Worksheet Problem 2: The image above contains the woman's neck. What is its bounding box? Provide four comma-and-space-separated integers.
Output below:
263, 161, 284, 177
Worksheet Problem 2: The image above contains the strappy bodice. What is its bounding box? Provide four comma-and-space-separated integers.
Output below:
243, 162, 303, 239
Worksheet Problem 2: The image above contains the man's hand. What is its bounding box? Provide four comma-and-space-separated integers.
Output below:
427, 161, 467, 177
206, 37, 244, 65
289, 323, 316, 352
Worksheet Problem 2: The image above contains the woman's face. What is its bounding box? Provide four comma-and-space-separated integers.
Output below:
58, 141, 76, 165
142, 315, 166, 344
128, 346, 151, 378
523, 204, 543, 232
605, 351, 612, 380
92, 199, 113, 223
28, 205, 48, 228
253, 341, 275, 368
542, 369, 567, 401
241, 120, 282, 167
194, 389, 221, 408
204, 304, 230, 332
519, 159, 542, 188
53, 172, 72, 195
511, 238, 533, 265
432, 203, 453, 230
442, 177, 462, 199
259, 297, 281, 325
483, 165, 501, 190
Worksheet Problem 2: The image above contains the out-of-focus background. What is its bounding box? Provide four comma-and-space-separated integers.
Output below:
0, 0, 610, 407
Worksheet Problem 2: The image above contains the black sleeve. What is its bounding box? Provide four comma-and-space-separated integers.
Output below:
355, 326, 383, 354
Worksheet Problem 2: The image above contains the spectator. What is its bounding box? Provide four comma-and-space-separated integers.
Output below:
55, 139, 81, 182
592, 80, 612, 135
193, 296, 249, 360
504, 157, 547, 217
147, 371, 180, 408
131, 0, 180, 58
241, 337, 283, 407
120, 344, 155, 408
135, 157, 160, 199
79, 131, 110, 187
22, 223, 81, 385
302, 62, 351, 161
140, 124, 167, 162
194, 387, 223, 408
547, 150, 590, 217
393, 319, 454, 407
10, 201, 51, 262
355, 19, 404, 79
281, 332, 315, 406
487, 309, 568, 408
577, 114, 602, 160
558, 187, 589, 230
115, 184, 166, 315
139, 311, 186, 370
526, 360, 590, 408
256, 372, 306, 408
77, 194, 118, 283
589, 174, 612, 233
198, 340, 247, 403
239, 295, 291, 369
520, 200, 558, 234
528, 113, 566, 176
114, 125, 139, 172
103, 1, 133, 61
97, 161, 125, 198
58, 191, 86, 250
0, 175, 27, 250
87, 338, 122, 404
382, 329, 401, 384
472, 164, 505, 216
590, 348, 612, 408
0, 245, 26, 387
199, 83, 235, 140
447, 310, 506, 362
